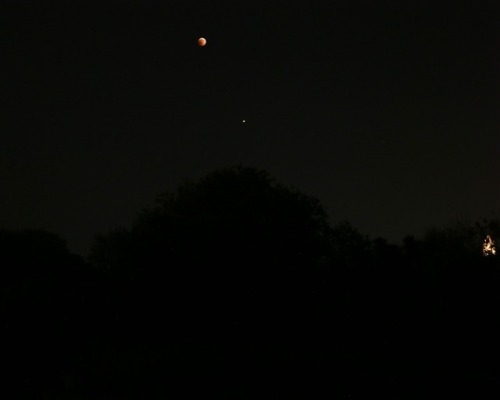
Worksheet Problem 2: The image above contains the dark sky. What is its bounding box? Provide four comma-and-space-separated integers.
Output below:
1, 1, 498, 255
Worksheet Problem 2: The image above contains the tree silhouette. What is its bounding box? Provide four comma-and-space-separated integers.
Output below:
0, 229, 94, 397
91, 166, 333, 297
86, 170, 500, 398
328, 220, 371, 270
87, 166, 339, 397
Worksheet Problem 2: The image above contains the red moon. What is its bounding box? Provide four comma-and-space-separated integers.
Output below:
198, 37, 207, 47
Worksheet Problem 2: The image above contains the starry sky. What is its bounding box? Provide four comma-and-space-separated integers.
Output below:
1, 1, 498, 256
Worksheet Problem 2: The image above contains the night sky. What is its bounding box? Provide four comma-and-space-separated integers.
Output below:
1, 1, 498, 256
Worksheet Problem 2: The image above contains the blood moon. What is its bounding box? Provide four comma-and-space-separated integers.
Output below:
197, 37, 207, 47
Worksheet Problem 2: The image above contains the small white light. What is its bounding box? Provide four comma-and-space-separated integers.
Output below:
483, 235, 496, 256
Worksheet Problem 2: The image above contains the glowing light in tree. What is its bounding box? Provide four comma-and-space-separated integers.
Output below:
483, 235, 496, 256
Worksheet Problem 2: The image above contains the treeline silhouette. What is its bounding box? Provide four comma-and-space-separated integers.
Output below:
2, 166, 500, 399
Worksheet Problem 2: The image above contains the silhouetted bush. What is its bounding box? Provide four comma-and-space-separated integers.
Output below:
0, 229, 97, 397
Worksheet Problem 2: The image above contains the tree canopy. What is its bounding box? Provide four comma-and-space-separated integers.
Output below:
91, 166, 334, 287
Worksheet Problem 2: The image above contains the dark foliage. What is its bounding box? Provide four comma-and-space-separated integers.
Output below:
3, 168, 500, 398
0, 229, 99, 398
